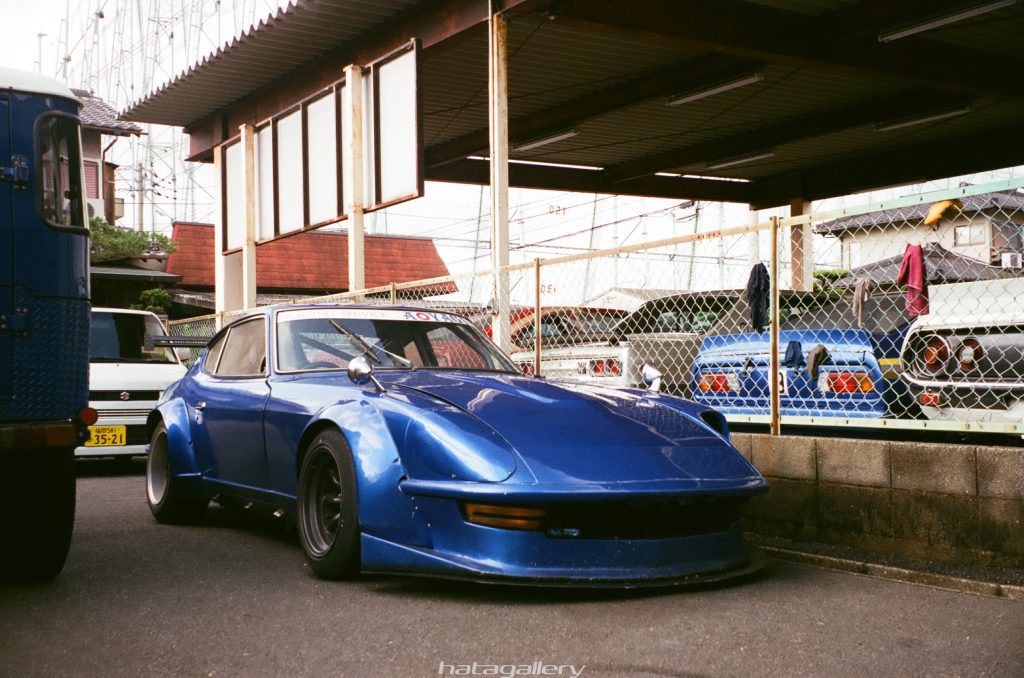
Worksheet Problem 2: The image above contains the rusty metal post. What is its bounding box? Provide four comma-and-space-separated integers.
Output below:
534, 258, 542, 376
770, 215, 781, 436
489, 5, 511, 353
390, 282, 397, 305
789, 198, 813, 291
240, 123, 257, 310
343, 64, 366, 298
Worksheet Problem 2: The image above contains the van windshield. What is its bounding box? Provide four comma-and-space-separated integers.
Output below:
90, 312, 176, 364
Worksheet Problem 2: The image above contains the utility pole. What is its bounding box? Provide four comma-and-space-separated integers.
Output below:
36, 33, 47, 73
136, 163, 145, 232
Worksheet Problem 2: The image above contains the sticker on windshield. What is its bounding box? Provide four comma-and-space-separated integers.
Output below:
278, 308, 471, 325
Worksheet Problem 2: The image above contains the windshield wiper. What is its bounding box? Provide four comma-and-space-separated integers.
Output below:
328, 320, 415, 369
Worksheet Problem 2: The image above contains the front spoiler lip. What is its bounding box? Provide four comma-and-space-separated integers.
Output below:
399, 477, 768, 501
366, 545, 768, 589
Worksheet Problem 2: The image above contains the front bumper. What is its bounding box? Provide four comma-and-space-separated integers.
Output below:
363, 490, 765, 586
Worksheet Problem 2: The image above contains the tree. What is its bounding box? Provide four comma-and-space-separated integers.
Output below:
131, 288, 173, 316
813, 267, 850, 298
90, 217, 177, 263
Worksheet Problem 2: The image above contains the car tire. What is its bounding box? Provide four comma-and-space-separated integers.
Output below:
146, 422, 208, 524
297, 429, 360, 580
0, 447, 76, 581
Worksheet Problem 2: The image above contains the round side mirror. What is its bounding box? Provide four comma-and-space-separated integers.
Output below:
641, 363, 663, 392
347, 355, 374, 385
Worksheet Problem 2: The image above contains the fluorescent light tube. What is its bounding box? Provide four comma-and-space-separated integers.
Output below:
878, 0, 1017, 42
874, 106, 972, 132
706, 150, 775, 170
513, 129, 580, 152
667, 73, 763, 106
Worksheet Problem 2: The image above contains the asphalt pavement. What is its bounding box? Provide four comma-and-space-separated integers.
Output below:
1, 460, 1022, 678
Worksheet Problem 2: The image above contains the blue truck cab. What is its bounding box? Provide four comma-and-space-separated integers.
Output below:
0, 67, 91, 580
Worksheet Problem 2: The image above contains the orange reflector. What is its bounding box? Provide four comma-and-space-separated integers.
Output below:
0, 422, 78, 450
464, 502, 546, 531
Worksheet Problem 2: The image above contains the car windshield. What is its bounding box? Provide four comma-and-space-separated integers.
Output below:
90, 312, 176, 363
617, 296, 736, 335
276, 309, 518, 373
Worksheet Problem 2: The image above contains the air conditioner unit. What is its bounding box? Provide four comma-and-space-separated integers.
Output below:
86, 198, 105, 221
1001, 252, 1023, 269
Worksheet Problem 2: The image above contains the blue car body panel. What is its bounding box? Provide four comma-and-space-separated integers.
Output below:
153, 305, 767, 585
690, 327, 912, 418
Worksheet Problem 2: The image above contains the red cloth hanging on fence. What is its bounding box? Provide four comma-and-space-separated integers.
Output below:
896, 243, 929, 315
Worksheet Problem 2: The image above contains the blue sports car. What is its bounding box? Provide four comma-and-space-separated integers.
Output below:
690, 293, 919, 419
146, 305, 767, 586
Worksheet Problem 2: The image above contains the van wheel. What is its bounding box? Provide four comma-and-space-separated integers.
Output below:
0, 447, 76, 581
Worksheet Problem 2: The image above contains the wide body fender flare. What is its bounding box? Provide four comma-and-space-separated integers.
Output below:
301, 401, 426, 546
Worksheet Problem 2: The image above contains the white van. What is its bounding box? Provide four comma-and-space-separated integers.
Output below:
75, 308, 188, 458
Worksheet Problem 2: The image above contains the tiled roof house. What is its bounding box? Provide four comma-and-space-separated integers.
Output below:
166, 222, 454, 311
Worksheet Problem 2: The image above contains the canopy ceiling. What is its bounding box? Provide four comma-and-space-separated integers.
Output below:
122, 0, 1024, 208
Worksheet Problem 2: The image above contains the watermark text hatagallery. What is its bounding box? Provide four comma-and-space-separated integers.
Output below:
438, 661, 585, 677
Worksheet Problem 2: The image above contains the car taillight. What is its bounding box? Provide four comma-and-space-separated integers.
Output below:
587, 359, 621, 376
698, 372, 736, 393
522, 363, 534, 376
921, 336, 950, 372
79, 407, 98, 426
820, 371, 874, 393
957, 337, 983, 371
919, 391, 941, 406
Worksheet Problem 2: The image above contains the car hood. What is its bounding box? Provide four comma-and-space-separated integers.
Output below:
386, 371, 760, 489
89, 361, 187, 392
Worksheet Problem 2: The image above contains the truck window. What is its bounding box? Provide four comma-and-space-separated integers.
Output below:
37, 113, 85, 230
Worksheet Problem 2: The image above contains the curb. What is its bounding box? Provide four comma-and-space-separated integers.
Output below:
763, 546, 1024, 601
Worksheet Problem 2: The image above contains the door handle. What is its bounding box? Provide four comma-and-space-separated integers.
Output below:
195, 401, 207, 411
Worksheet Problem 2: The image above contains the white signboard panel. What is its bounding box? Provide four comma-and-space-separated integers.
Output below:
217, 40, 421, 252
224, 141, 244, 251
255, 125, 275, 241
376, 47, 419, 206
307, 93, 338, 225
276, 110, 304, 235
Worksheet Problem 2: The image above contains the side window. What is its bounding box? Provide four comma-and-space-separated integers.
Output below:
37, 114, 85, 230
202, 332, 227, 375
214, 318, 267, 377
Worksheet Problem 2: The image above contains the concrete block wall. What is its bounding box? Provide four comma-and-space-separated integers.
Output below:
731, 433, 1024, 568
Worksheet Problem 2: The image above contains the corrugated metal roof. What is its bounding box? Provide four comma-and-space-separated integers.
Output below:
121, 0, 419, 125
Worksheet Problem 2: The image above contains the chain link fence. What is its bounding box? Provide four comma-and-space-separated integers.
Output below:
169, 178, 1024, 437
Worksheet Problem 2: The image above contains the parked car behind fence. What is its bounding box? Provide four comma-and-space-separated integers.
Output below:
900, 278, 1024, 426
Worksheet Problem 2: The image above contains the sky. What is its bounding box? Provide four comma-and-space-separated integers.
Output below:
0, 0, 64, 73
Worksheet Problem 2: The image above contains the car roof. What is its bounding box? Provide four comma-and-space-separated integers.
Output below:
266, 302, 470, 316
92, 307, 160, 317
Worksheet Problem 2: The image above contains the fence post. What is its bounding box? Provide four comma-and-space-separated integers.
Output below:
390, 282, 397, 305
534, 258, 542, 376
770, 215, 781, 436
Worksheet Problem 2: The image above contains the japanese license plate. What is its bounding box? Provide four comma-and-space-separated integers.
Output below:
85, 425, 127, 447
